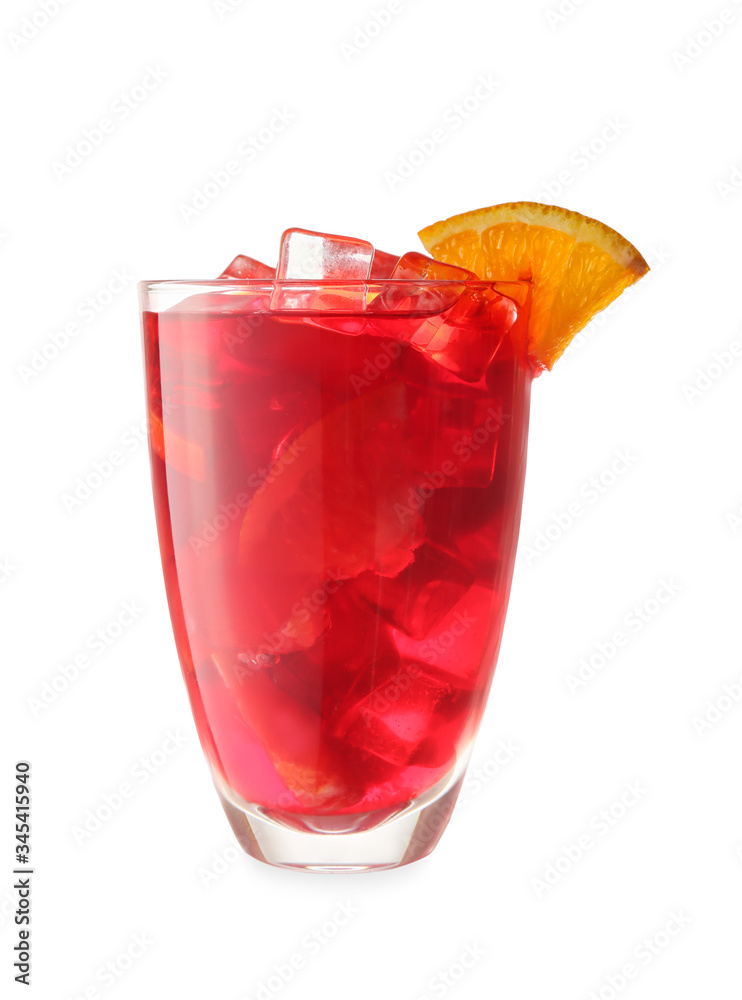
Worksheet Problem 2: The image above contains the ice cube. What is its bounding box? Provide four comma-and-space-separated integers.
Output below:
366, 253, 487, 370
368, 279, 463, 316
224, 312, 402, 397
272, 229, 372, 312
334, 660, 470, 768
393, 583, 502, 691
309, 589, 401, 703
408, 386, 508, 488
156, 294, 272, 391
352, 543, 474, 639
447, 517, 508, 588
368, 254, 517, 381
369, 247, 472, 316
219, 254, 275, 279
424, 483, 508, 555
370, 249, 401, 278
276, 228, 374, 279
391, 251, 478, 282
365, 279, 465, 352
411, 286, 518, 383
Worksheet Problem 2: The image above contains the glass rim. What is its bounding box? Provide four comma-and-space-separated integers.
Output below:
138, 278, 531, 291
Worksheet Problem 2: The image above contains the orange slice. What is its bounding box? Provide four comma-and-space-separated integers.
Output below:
239, 383, 424, 578
148, 412, 205, 481
419, 202, 649, 372
238, 383, 426, 652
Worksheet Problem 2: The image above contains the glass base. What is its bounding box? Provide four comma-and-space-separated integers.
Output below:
212, 760, 468, 873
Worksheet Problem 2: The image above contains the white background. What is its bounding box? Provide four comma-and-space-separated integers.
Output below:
3, 0, 741, 997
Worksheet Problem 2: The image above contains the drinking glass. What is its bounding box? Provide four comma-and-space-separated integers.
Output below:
139, 276, 532, 871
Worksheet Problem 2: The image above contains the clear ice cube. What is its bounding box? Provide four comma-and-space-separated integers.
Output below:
272, 229, 373, 312
276, 228, 374, 279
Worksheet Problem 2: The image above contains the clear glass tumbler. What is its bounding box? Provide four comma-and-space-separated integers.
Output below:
139, 276, 532, 871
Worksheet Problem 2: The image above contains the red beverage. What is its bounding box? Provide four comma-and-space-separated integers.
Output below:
142, 277, 532, 863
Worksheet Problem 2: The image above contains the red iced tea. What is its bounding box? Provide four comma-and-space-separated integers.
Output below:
143, 279, 531, 825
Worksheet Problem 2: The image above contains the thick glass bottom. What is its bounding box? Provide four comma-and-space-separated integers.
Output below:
212, 756, 469, 873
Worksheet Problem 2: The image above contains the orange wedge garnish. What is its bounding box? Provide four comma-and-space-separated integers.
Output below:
419, 202, 649, 372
